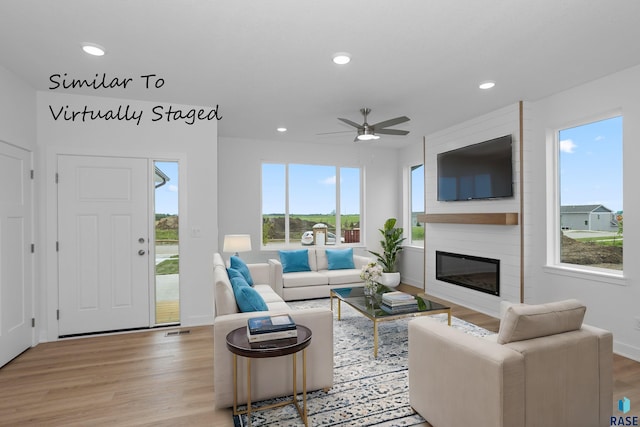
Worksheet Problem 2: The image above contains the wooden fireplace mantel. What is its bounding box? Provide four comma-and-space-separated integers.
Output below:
417, 212, 519, 226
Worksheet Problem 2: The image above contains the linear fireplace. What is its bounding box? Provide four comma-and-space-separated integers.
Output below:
435, 251, 500, 296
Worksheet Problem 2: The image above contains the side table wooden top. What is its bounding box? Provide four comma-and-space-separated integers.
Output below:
226, 325, 312, 358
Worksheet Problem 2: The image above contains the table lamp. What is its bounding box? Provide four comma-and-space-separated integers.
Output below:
223, 234, 252, 257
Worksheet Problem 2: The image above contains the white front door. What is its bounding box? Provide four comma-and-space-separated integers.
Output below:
0, 142, 33, 367
58, 155, 150, 336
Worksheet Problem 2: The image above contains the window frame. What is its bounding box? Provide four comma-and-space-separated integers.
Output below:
547, 111, 624, 280
260, 161, 363, 249
407, 163, 425, 247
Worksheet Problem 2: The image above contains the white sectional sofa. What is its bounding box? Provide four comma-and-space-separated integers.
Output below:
269, 247, 373, 301
212, 253, 334, 408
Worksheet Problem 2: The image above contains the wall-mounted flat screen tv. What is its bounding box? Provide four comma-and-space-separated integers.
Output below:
437, 134, 513, 201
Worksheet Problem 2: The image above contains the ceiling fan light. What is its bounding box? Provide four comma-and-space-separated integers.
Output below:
357, 133, 379, 141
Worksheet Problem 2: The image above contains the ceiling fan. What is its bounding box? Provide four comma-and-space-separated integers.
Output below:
331, 108, 410, 142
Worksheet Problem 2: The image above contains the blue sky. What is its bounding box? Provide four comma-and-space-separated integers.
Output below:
155, 161, 179, 215
262, 164, 360, 215
559, 115, 623, 213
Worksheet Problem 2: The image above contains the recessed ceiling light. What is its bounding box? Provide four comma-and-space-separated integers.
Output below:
479, 80, 496, 90
332, 52, 351, 65
82, 43, 106, 56
277, 127, 287, 132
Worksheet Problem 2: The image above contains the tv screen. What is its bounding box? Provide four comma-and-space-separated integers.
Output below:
437, 134, 513, 201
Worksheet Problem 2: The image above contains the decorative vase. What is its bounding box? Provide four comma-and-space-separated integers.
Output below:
379, 272, 401, 288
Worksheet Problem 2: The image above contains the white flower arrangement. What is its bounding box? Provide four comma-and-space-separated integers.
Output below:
360, 261, 383, 291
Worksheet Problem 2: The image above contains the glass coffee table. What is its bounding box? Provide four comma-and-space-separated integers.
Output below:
330, 287, 451, 358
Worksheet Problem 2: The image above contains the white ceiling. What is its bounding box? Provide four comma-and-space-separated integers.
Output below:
2, 0, 640, 147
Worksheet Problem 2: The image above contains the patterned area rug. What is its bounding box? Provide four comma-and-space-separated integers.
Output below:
233, 298, 495, 427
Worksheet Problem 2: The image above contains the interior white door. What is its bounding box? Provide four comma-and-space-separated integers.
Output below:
0, 142, 33, 367
58, 155, 150, 336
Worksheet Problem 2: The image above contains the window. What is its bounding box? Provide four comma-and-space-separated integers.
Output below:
262, 163, 361, 247
558, 115, 623, 271
410, 164, 425, 246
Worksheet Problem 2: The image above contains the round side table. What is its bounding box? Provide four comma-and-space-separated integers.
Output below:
226, 324, 312, 426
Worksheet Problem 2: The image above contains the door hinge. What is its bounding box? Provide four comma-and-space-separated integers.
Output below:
32, 318, 35, 327
55, 172, 59, 184
57, 309, 60, 320
31, 243, 35, 253
56, 241, 59, 252
30, 169, 34, 180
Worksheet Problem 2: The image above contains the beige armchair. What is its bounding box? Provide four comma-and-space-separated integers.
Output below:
408, 299, 612, 427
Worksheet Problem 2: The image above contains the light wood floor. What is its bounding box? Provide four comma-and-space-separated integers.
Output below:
1, 291, 638, 426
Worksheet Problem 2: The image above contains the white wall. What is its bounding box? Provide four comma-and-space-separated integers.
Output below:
217, 137, 399, 262
423, 104, 523, 317
0, 66, 36, 150
530, 64, 640, 361
37, 91, 218, 340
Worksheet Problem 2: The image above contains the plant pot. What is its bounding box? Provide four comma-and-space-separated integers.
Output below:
379, 272, 400, 288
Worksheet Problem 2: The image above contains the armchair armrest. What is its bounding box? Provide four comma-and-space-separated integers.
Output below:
268, 258, 284, 297
408, 318, 525, 427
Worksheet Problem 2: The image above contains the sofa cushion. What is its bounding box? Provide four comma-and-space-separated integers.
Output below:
326, 248, 355, 270
253, 284, 285, 303
497, 299, 586, 344
231, 276, 268, 312
279, 249, 311, 273
324, 268, 363, 285
283, 271, 328, 287
230, 256, 254, 286
315, 248, 328, 271
214, 265, 238, 316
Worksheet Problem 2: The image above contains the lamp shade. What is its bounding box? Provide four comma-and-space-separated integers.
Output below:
223, 234, 252, 255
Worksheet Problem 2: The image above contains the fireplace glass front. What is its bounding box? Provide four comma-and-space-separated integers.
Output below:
435, 251, 500, 296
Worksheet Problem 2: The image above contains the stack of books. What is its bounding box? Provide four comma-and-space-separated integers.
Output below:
246, 313, 297, 343
380, 291, 418, 314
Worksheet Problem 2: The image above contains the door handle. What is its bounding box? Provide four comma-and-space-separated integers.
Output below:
138, 249, 146, 256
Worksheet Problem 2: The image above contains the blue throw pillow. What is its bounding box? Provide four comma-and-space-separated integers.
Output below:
279, 249, 311, 273
227, 267, 245, 282
231, 276, 267, 312
326, 248, 355, 270
230, 256, 254, 286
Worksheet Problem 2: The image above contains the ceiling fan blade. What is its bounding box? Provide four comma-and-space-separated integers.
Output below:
375, 128, 410, 136
317, 130, 352, 135
338, 118, 364, 129
371, 116, 410, 129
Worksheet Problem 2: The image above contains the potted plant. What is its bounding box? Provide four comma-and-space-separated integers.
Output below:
368, 218, 406, 287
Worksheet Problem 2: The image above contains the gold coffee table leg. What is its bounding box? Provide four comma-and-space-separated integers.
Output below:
373, 320, 379, 358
